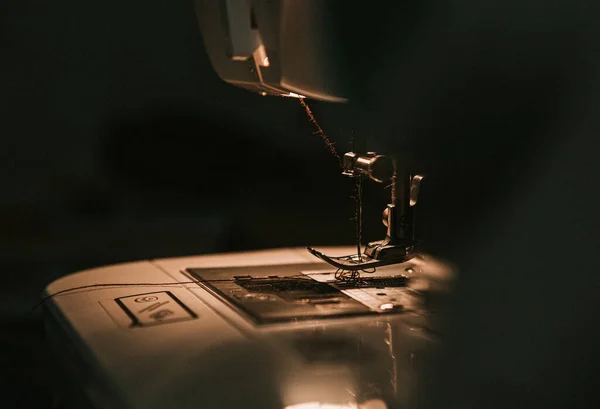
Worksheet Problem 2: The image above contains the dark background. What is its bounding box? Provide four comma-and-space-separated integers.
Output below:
2, 0, 600, 408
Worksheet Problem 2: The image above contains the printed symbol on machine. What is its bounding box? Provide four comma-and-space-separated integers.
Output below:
137, 301, 170, 314
134, 295, 158, 303
149, 309, 174, 320
116, 291, 196, 327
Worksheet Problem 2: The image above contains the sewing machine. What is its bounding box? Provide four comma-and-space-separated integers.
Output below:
43, 2, 455, 408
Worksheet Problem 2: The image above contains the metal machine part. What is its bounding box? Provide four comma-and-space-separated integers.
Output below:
364, 171, 423, 259
310, 152, 424, 271
194, 0, 349, 102
187, 263, 415, 325
342, 152, 395, 184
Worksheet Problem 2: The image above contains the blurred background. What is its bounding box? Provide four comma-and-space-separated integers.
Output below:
2, 0, 600, 408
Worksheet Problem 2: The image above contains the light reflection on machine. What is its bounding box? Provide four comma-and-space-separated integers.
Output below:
276, 318, 426, 409
284, 399, 387, 409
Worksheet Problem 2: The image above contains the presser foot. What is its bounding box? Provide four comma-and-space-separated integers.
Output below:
363, 239, 415, 260
307, 242, 417, 271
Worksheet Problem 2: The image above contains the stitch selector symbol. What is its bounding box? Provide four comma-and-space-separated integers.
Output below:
134, 296, 158, 303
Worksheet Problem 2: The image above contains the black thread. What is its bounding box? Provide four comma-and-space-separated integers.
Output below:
355, 176, 363, 261
299, 98, 341, 167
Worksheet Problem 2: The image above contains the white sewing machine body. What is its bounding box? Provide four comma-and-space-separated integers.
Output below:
43, 247, 453, 409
